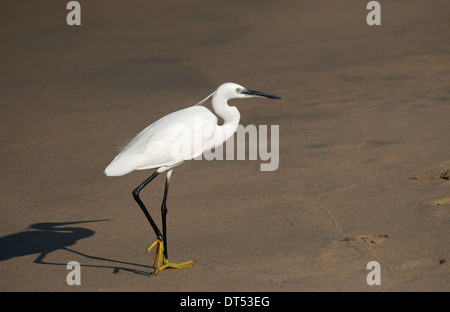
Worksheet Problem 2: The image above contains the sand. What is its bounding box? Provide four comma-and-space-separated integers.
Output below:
1, 0, 449, 291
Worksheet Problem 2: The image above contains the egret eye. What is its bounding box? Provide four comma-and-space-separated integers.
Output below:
236, 88, 241, 93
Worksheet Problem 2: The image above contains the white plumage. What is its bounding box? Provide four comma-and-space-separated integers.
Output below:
105, 82, 281, 176
105, 105, 220, 176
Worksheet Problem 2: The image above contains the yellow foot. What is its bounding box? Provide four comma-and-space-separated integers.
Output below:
146, 239, 194, 274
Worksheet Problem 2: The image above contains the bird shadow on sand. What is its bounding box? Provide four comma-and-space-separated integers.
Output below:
0, 220, 155, 276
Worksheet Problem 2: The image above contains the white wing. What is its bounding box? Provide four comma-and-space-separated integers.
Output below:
105, 106, 218, 176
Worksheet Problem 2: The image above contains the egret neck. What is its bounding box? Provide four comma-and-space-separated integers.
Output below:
211, 90, 240, 148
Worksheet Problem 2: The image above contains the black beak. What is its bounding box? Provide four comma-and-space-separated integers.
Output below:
242, 89, 281, 99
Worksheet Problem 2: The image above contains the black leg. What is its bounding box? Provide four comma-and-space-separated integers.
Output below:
132, 171, 163, 240
161, 177, 170, 259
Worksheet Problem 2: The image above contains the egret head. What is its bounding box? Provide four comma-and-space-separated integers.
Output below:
217, 82, 281, 101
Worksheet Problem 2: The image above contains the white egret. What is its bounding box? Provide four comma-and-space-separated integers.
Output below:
104, 82, 281, 273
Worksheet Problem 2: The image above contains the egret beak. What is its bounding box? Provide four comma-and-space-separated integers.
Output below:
242, 89, 281, 99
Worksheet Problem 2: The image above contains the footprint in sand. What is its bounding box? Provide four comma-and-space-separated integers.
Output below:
436, 197, 450, 206
400, 258, 445, 272
431, 197, 450, 219
340, 234, 388, 245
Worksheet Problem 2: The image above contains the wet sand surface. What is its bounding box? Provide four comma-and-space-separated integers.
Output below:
1, 1, 449, 291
